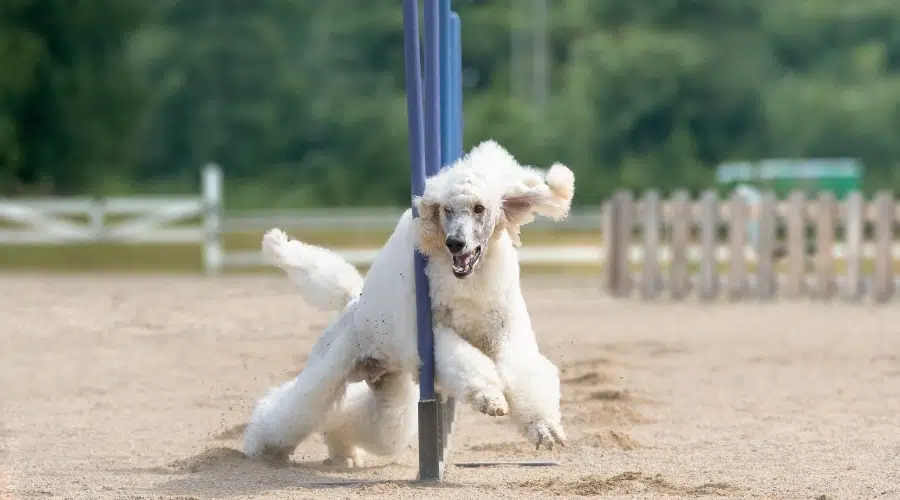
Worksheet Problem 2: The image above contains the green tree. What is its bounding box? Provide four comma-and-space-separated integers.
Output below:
0, 0, 146, 194
7, 0, 900, 204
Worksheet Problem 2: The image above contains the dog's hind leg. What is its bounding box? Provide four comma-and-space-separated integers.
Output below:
243, 311, 360, 461
322, 371, 419, 467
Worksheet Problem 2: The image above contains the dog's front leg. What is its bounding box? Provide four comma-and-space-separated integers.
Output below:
433, 325, 508, 416
497, 345, 566, 450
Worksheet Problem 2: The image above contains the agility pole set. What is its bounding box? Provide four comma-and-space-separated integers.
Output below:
402, 0, 463, 482
402, 0, 559, 482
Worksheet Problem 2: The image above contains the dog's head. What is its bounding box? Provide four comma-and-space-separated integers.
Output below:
414, 140, 575, 279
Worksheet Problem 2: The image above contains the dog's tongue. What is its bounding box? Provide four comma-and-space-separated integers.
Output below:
453, 253, 472, 267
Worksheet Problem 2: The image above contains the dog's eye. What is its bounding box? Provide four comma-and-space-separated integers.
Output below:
443, 206, 453, 215
473, 204, 485, 214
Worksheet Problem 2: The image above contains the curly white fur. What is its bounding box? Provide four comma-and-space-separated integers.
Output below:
243, 140, 574, 466
261, 228, 363, 311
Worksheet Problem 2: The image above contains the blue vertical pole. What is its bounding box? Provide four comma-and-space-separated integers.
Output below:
404, 0, 464, 482
450, 12, 463, 159
435, 5, 461, 470
421, 0, 441, 402
403, 0, 426, 201
439, 0, 452, 167
402, 0, 441, 481
417, 0, 443, 481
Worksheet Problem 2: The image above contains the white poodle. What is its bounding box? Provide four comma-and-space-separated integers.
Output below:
243, 140, 575, 467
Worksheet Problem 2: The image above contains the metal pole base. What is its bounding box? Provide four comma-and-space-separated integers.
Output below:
417, 396, 456, 482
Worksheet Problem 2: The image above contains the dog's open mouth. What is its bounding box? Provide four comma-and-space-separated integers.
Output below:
451, 246, 482, 278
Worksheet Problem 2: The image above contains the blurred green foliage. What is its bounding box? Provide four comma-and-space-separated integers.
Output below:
3, 0, 900, 207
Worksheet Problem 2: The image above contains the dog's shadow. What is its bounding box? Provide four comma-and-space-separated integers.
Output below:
131, 446, 420, 497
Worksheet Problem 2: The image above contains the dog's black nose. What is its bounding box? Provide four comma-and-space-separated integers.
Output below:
445, 237, 465, 254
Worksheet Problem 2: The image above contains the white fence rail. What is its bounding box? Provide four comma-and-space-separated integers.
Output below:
3, 166, 898, 297
0, 164, 224, 274
0, 165, 602, 274
222, 245, 602, 269
223, 207, 604, 232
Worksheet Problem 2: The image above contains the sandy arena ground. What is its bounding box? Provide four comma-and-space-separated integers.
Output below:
1, 274, 898, 500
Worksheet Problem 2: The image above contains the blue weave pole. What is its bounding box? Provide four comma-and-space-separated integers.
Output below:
439, 0, 453, 166
450, 12, 463, 158
421, 0, 441, 400
403, 0, 442, 481
402, 3, 560, 480
403, 1, 556, 481
403, 0, 464, 482
403, 0, 426, 206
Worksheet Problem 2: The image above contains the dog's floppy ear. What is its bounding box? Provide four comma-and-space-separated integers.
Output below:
500, 163, 575, 246
413, 195, 446, 256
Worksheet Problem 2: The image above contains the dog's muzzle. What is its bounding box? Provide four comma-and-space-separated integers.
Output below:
449, 245, 482, 278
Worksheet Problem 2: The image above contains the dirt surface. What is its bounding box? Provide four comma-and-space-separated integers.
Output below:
1, 274, 898, 500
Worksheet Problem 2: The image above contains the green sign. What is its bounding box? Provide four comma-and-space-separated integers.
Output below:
716, 158, 862, 199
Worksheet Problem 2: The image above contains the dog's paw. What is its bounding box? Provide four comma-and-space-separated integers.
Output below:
323, 454, 363, 468
470, 390, 509, 417
526, 419, 566, 450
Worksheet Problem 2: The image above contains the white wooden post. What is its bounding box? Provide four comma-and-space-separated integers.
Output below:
814, 192, 837, 300
783, 190, 807, 299
726, 190, 748, 300
203, 163, 224, 275
697, 190, 719, 301
668, 190, 691, 300
872, 191, 894, 302
88, 197, 107, 240
756, 191, 777, 300
639, 190, 662, 300
842, 192, 864, 301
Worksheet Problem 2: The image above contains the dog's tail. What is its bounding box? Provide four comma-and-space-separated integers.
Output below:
262, 228, 363, 311
243, 309, 359, 460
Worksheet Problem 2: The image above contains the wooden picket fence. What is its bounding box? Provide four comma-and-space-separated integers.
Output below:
602, 189, 898, 302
